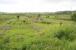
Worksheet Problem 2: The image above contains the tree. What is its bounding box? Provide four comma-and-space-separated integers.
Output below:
17, 16, 20, 20
71, 13, 76, 21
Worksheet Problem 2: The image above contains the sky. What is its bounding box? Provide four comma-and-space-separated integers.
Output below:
0, 0, 76, 12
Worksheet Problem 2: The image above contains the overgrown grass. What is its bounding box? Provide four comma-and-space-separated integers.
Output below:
0, 13, 76, 50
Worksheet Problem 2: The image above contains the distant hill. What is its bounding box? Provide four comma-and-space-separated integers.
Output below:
0, 10, 76, 15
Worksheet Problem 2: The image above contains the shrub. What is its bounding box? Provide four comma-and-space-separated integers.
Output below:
54, 29, 75, 41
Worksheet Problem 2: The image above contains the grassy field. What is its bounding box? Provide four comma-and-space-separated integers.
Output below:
0, 12, 76, 50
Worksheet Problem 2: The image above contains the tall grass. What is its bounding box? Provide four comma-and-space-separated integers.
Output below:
0, 13, 76, 50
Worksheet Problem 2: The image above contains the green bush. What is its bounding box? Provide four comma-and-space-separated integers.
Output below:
54, 28, 75, 41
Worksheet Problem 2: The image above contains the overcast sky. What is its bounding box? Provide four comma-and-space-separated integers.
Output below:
0, 0, 76, 12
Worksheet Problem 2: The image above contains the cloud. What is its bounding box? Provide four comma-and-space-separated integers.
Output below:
0, 0, 76, 12
44, 0, 76, 3
0, 0, 17, 4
